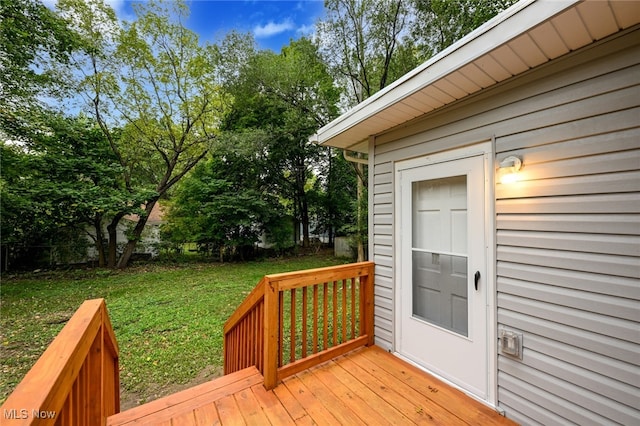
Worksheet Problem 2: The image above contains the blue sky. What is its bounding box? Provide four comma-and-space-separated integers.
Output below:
97, 0, 326, 52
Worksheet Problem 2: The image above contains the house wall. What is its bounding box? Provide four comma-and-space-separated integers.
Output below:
86, 220, 162, 262
370, 28, 639, 424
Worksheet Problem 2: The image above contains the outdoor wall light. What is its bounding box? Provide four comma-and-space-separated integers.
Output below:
498, 155, 522, 184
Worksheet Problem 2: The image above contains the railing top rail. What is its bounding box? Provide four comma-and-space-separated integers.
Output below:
0, 298, 117, 421
103, 303, 120, 355
223, 277, 267, 333
266, 261, 374, 291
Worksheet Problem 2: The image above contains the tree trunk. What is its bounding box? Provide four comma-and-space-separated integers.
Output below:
294, 157, 310, 248
292, 198, 300, 246
93, 215, 106, 267
107, 213, 125, 268
116, 199, 157, 269
301, 196, 310, 248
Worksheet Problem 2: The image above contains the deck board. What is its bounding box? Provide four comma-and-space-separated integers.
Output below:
361, 348, 515, 425
192, 402, 219, 425
108, 346, 517, 425
336, 353, 456, 425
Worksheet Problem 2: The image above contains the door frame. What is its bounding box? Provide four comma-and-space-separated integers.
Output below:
393, 141, 497, 406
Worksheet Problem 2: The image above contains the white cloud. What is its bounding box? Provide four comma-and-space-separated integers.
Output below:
253, 19, 295, 38
296, 24, 315, 36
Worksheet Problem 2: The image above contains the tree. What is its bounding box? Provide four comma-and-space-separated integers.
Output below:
163, 142, 284, 261
32, 115, 135, 266
220, 37, 341, 248
318, 0, 416, 106
0, 0, 81, 140
59, 0, 225, 268
410, 0, 518, 56
314, 147, 358, 246
1, 114, 134, 269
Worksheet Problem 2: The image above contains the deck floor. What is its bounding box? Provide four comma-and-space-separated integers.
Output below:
107, 346, 516, 425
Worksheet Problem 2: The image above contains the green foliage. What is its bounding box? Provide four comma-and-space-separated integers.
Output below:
26, 115, 130, 224
163, 144, 285, 260
0, 0, 81, 138
411, 0, 519, 55
264, 215, 295, 253
1, 114, 137, 269
318, 0, 418, 105
56, 0, 227, 268
314, 148, 358, 240
1, 144, 29, 244
115, 0, 223, 181
317, 0, 518, 103
218, 36, 342, 248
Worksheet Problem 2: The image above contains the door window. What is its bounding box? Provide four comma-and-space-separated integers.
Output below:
412, 176, 468, 336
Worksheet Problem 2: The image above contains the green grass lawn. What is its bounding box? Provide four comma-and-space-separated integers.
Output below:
0, 254, 348, 407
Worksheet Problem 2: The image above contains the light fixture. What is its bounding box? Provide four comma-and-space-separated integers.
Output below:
498, 155, 522, 184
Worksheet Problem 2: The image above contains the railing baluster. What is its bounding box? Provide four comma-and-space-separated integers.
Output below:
74, 373, 80, 422
250, 308, 255, 366
332, 281, 338, 346
235, 322, 240, 371
258, 301, 264, 373
342, 279, 348, 343
239, 318, 244, 370
278, 290, 284, 367
351, 278, 356, 339
231, 328, 235, 369
254, 304, 258, 371
302, 286, 308, 358
359, 275, 365, 337
243, 316, 248, 368
323, 282, 329, 351
254, 307, 258, 366
238, 320, 243, 371
313, 284, 319, 354
290, 288, 296, 363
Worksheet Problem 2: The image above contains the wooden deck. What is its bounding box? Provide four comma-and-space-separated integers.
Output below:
107, 346, 515, 425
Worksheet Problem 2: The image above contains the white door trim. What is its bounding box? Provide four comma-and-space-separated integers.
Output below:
393, 141, 497, 405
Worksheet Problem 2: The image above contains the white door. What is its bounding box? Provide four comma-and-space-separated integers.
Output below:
396, 153, 488, 400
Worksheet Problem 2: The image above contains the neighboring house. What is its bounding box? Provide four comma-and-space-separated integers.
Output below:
86, 203, 165, 261
312, 1, 639, 424
122, 203, 164, 257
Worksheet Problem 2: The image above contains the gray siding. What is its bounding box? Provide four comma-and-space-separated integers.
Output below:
371, 28, 639, 423
371, 159, 394, 349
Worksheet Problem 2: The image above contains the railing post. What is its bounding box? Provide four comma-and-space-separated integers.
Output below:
263, 278, 279, 390
361, 262, 375, 346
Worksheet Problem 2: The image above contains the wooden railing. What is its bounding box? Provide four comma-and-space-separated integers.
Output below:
223, 261, 374, 389
0, 299, 120, 425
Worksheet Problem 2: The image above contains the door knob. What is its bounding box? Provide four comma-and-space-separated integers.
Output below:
474, 271, 481, 291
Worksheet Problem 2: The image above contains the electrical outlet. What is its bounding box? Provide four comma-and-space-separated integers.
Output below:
499, 329, 523, 360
